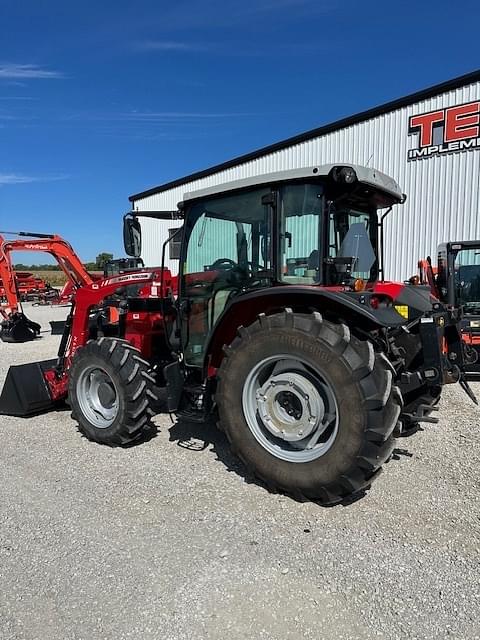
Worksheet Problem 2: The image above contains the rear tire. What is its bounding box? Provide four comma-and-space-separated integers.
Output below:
216, 310, 402, 505
68, 338, 157, 445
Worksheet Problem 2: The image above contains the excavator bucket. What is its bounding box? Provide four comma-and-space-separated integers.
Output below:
0, 359, 57, 416
0, 312, 41, 343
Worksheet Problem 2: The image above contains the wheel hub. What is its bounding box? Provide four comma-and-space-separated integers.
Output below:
76, 366, 119, 428
97, 382, 116, 407
256, 372, 325, 442
242, 355, 339, 463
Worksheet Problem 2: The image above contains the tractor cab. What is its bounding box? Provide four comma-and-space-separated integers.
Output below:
436, 240, 480, 378
103, 257, 144, 277
179, 164, 403, 288
177, 165, 404, 367
125, 164, 406, 369
437, 241, 480, 311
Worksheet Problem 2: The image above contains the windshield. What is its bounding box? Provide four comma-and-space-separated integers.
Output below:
454, 249, 480, 312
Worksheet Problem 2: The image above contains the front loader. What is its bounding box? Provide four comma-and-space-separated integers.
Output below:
0, 164, 475, 505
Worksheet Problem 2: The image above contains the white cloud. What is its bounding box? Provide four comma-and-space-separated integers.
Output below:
121, 111, 252, 119
0, 174, 36, 185
0, 173, 69, 186
63, 110, 253, 123
134, 40, 208, 52
0, 64, 64, 80
0, 96, 36, 101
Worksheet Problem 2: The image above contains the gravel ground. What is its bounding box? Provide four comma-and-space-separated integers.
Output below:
0, 305, 479, 640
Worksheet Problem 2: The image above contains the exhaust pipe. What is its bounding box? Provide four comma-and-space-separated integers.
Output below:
0, 359, 58, 416
0, 312, 41, 343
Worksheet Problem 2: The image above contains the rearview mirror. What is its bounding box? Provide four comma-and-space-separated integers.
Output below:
123, 215, 141, 257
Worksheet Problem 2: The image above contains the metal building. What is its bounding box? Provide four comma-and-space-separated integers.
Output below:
129, 69, 480, 281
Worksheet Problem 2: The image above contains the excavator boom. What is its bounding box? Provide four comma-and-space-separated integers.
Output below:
0, 232, 94, 342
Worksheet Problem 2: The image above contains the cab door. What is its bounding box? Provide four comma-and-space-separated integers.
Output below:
179, 187, 272, 368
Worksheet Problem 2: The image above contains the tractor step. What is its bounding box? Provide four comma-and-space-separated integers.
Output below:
0, 359, 57, 417
50, 320, 66, 335
176, 408, 208, 423
0, 312, 41, 343
396, 404, 440, 437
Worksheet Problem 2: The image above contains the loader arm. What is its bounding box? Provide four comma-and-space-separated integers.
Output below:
0, 233, 94, 315
417, 257, 439, 299
0, 233, 96, 343
0, 236, 21, 316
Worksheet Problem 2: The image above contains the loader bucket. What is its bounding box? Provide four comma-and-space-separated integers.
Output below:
0, 312, 41, 343
0, 359, 57, 416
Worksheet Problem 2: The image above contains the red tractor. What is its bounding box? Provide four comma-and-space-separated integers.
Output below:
0, 165, 475, 504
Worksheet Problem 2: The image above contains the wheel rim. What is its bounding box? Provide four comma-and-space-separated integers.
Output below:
76, 365, 119, 429
242, 355, 339, 462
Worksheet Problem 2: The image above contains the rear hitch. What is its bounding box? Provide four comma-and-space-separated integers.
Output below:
0, 312, 41, 343
459, 374, 478, 406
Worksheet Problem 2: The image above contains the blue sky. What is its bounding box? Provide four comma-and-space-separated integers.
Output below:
1, 0, 479, 263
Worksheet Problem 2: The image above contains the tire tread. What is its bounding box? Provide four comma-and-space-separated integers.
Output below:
68, 338, 155, 446
216, 310, 402, 505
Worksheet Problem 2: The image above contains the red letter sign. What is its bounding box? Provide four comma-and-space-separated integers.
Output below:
445, 102, 480, 143
409, 110, 444, 147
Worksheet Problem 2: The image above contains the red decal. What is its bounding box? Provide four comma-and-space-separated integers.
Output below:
444, 102, 480, 143
409, 110, 444, 147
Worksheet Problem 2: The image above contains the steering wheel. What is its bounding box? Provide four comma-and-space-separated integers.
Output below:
210, 258, 237, 271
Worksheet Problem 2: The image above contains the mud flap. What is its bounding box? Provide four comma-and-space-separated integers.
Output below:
0, 359, 57, 416
0, 312, 41, 343
164, 359, 184, 412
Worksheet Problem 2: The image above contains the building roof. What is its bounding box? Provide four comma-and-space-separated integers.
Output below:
129, 68, 480, 203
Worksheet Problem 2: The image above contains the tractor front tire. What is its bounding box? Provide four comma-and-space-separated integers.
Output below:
68, 338, 157, 446
216, 310, 402, 505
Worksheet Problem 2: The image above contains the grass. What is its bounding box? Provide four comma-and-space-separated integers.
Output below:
26, 270, 103, 287
30, 270, 68, 287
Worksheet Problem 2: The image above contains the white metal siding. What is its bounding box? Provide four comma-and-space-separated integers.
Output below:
140, 218, 181, 272
134, 79, 480, 281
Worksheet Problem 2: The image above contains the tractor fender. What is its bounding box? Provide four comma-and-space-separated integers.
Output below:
205, 286, 406, 369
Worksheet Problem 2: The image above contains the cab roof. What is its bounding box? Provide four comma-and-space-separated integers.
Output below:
182, 164, 405, 208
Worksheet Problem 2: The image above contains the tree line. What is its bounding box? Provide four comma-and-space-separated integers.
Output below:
13, 253, 114, 272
